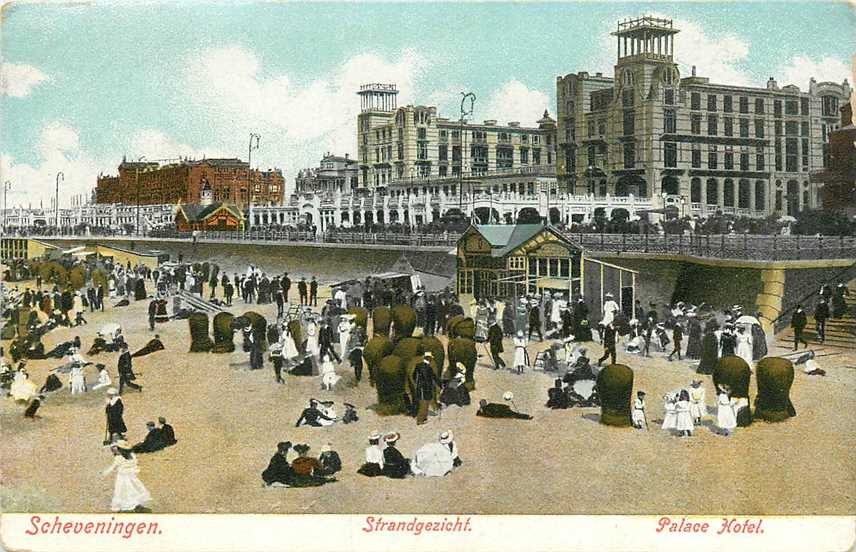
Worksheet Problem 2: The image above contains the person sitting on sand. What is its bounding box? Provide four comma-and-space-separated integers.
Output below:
439, 370, 470, 408
262, 442, 294, 487
158, 417, 177, 446
295, 399, 336, 427
132, 335, 165, 358
357, 432, 384, 477
317, 443, 342, 477
289, 444, 331, 487
546, 378, 570, 409
132, 421, 166, 454
381, 433, 411, 479
92, 364, 112, 391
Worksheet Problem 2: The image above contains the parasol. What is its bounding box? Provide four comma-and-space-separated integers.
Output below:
410, 442, 453, 477
735, 315, 761, 326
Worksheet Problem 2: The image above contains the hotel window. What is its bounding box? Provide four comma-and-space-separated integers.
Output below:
587, 145, 596, 167
439, 130, 447, 141
707, 94, 717, 111
800, 121, 809, 136
724, 117, 733, 136
801, 138, 809, 169
417, 128, 427, 140
822, 96, 839, 117
785, 138, 798, 171
708, 151, 718, 170
521, 148, 529, 164
598, 121, 606, 136
786, 121, 799, 135
439, 166, 447, 177
664, 142, 677, 168
664, 109, 676, 133
800, 97, 809, 115
691, 115, 701, 135
439, 145, 448, 161
724, 151, 734, 170
692, 149, 701, 168
774, 100, 782, 117
691, 92, 701, 110
623, 110, 635, 135
739, 96, 749, 113
740, 153, 749, 171
587, 120, 595, 137
417, 143, 428, 160
756, 153, 765, 171
458, 271, 473, 294
723, 95, 732, 112
521, 134, 529, 144
664, 88, 675, 105
708, 115, 718, 135
507, 256, 526, 270
755, 98, 765, 114
785, 100, 798, 115
397, 143, 403, 159
533, 149, 541, 165
622, 89, 634, 107
755, 119, 764, 138
775, 120, 782, 136
623, 142, 635, 168
739, 118, 749, 138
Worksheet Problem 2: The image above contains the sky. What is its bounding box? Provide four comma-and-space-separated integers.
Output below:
1, 1, 854, 208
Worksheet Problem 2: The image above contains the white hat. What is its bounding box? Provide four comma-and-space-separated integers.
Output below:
454, 371, 465, 381
423, 352, 433, 359
369, 431, 382, 441
503, 391, 514, 401
439, 431, 453, 444
106, 388, 118, 395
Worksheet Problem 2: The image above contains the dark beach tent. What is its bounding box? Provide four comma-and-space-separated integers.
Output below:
596, 363, 634, 427
754, 357, 796, 422
714, 356, 752, 426
391, 304, 416, 340
134, 278, 147, 300
447, 337, 477, 389
212, 312, 236, 353
375, 355, 407, 416
188, 312, 214, 352
372, 307, 392, 337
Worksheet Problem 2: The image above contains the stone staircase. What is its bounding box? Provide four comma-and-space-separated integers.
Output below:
776, 280, 856, 351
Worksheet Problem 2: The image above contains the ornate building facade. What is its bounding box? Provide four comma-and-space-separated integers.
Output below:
295, 153, 359, 194
556, 16, 852, 217
95, 157, 285, 207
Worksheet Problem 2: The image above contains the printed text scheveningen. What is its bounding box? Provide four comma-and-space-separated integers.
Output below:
25, 515, 161, 539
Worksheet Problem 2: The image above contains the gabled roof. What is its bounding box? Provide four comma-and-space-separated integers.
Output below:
176, 202, 243, 223
461, 223, 580, 257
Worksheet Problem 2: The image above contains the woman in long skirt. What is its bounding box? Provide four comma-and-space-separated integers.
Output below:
674, 389, 694, 437
282, 326, 299, 364
735, 326, 753, 367
69, 364, 86, 394
512, 331, 527, 374
685, 316, 703, 360
697, 325, 719, 375
716, 384, 737, 436
102, 441, 151, 512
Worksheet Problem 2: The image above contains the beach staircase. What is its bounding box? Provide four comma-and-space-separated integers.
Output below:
176, 290, 225, 314
775, 276, 856, 351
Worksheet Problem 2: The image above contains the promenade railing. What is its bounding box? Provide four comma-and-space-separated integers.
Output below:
14, 230, 856, 261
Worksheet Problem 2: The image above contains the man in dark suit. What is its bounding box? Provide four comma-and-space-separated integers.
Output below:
105, 389, 126, 441
117, 343, 142, 394
318, 321, 340, 362
132, 421, 165, 453
814, 299, 830, 343
413, 353, 439, 425
298, 278, 308, 306
281, 273, 291, 303
158, 417, 177, 446
597, 322, 618, 366
147, 299, 158, 331
97, 285, 105, 311
309, 276, 319, 307
791, 305, 808, 350
487, 322, 505, 370
667, 322, 683, 361
476, 398, 532, 419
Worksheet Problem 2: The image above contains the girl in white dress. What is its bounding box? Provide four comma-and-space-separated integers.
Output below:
102, 441, 151, 512
512, 331, 527, 374
735, 326, 754, 367
631, 391, 647, 429
281, 326, 299, 363
661, 393, 677, 431
338, 317, 353, 360
305, 323, 320, 358
10, 369, 37, 403
92, 365, 112, 390
675, 389, 694, 437
716, 384, 737, 436
688, 380, 706, 424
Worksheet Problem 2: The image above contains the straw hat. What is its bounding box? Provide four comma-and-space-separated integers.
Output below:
369, 431, 382, 441
106, 388, 118, 396
439, 431, 453, 444
503, 391, 514, 401
384, 432, 400, 444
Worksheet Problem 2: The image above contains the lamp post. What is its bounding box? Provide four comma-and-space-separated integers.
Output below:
136, 156, 146, 235
247, 133, 261, 209
3, 181, 10, 234
459, 91, 476, 213
55, 172, 64, 232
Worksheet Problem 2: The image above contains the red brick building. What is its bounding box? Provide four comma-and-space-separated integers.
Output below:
95, 157, 285, 207
819, 103, 856, 214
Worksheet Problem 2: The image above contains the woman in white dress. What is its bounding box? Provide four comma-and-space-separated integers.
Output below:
337, 317, 353, 360
102, 441, 151, 512
716, 384, 737, 436
281, 325, 299, 364
512, 331, 527, 374
661, 393, 677, 432
601, 293, 620, 326
320, 355, 340, 390
69, 364, 86, 394
305, 323, 320, 358
674, 389, 694, 437
10, 369, 37, 403
735, 326, 753, 367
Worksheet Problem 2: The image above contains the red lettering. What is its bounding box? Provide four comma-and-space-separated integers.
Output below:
63, 522, 72, 533
84, 522, 94, 533
362, 516, 375, 533
655, 517, 671, 533
25, 515, 41, 536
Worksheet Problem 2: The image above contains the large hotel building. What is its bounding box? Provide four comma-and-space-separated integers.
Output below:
556, 16, 851, 217
356, 83, 557, 193
95, 157, 285, 207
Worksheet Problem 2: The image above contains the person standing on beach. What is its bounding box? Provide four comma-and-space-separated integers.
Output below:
310, 277, 319, 307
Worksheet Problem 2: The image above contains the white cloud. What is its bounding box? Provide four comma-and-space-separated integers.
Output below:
1, 122, 105, 209
181, 45, 428, 190
126, 129, 228, 162
0, 62, 50, 97
481, 80, 550, 126
777, 55, 851, 88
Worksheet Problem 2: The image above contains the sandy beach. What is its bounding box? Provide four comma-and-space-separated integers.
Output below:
2, 283, 854, 515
